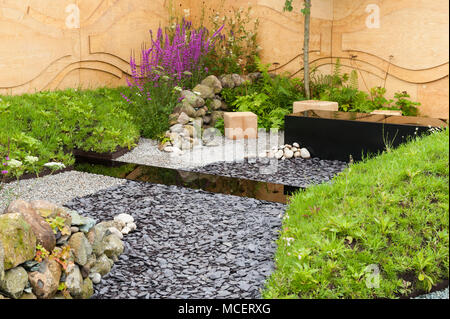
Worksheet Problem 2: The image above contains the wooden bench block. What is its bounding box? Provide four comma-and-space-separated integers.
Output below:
293, 100, 339, 113
224, 112, 258, 140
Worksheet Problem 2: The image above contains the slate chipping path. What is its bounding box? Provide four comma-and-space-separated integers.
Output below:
191, 157, 348, 188
64, 180, 285, 299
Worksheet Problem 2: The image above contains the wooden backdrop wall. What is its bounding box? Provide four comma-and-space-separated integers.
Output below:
1, 0, 448, 118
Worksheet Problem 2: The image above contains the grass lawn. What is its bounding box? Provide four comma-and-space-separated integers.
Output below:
263, 128, 449, 299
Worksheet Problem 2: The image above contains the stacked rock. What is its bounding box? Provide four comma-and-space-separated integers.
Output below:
0, 199, 134, 299
161, 72, 262, 153
260, 142, 311, 160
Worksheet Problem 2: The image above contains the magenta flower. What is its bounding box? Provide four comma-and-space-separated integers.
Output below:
1, 170, 8, 175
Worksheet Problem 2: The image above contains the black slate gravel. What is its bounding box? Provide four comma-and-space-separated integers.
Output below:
64, 180, 285, 299
191, 157, 347, 187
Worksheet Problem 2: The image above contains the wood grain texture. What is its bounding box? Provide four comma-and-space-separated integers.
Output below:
0, 0, 448, 118
0, 0, 168, 95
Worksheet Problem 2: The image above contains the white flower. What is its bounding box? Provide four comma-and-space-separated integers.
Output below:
44, 162, 66, 170
173, 86, 182, 92
283, 237, 295, 246
8, 159, 22, 168
24, 156, 39, 164
183, 9, 190, 18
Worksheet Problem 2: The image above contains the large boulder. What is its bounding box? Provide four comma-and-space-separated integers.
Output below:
0, 266, 28, 299
5, 199, 56, 251
201, 75, 222, 94
68, 232, 93, 266
28, 258, 61, 299
0, 213, 36, 270
192, 84, 214, 99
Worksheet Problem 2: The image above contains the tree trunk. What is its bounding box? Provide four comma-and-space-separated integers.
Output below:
303, 0, 311, 99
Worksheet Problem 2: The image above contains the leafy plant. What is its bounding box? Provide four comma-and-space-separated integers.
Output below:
45, 216, 70, 236
204, 6, 260, 75
35, 244, 50, 263
228, 58, 304, 130
393, 91, 420, 116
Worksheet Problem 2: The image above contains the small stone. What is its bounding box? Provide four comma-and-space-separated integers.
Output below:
293, 142, 300, 148
70, 226, 79, 233
103, 234, 124, 261
275, 150, 284, 159
114, 213, 134, 225
284, 148, 294, 159
65, 263, 83, 298
121, 226, 131, 235
68, 232, 92, 266
90, 254, 113, 276
177, 112, 190, 125
300, 148, 311, 159
127, 222, 137, 232
170, 124, 185, 134
89, 272, 101, 284
193, 84, 214, 99
107, 227, 123, 239
201, 75, 222, 94
294, 151, 301, 158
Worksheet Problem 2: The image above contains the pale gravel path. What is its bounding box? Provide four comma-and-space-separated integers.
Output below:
115, 130, 285, 170
0, 171, 125, 212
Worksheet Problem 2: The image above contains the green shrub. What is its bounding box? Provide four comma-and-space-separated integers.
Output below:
263, 128, 449, 298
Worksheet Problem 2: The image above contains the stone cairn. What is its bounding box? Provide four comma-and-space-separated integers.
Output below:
261, 142, 311, 160
159, 73, 262, 154
0, 199, 136, 299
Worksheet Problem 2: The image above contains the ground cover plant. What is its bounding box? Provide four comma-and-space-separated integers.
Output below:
0, 87, 139, 179
263, 127, 449, 298
309, 59, 420, 116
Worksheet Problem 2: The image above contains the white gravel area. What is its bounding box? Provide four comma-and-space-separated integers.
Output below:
0, 171, 125, 211
115, 129, 285, 170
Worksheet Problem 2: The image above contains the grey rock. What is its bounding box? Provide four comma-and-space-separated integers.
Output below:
193, 84, 214, 99
0, 266, 28, 299
201, 75, 222, 94
65, 263, 83, 298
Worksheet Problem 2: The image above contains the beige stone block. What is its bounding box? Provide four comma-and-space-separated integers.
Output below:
370, 110, 403, 116
224, 112, 258, 140
293, 100, 339, 113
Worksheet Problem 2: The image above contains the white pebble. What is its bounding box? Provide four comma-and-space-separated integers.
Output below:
114, 213, 134, 224
127, 222, 137, 232
121, 226, 131, 235
107, 227, 123, 239
284, 149, 294, 159
300, 148, 311, 159
90, 272, 101, 284
293, 142, 300, 148
275, 150, 284, 159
